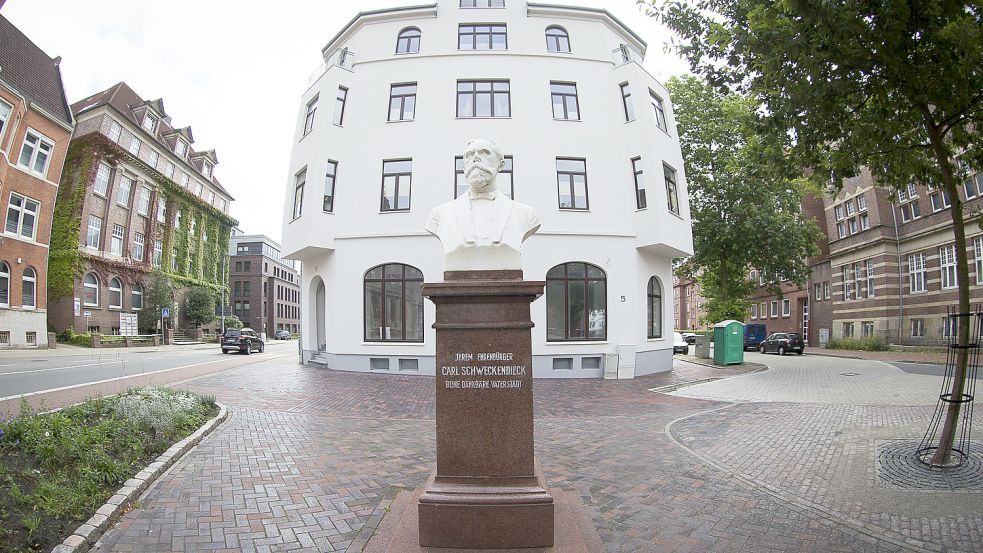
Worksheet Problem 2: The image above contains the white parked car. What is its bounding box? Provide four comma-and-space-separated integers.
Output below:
673, 332, 689, 354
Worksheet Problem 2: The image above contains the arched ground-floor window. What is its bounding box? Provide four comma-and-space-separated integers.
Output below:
546, 262, 606, 341
647, 276, 663, 339
364, 263, 424, 342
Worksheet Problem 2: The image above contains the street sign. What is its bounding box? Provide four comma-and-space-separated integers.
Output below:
83, 310, 91, 318
162, 307, 170, 318
120, 313, 138, 336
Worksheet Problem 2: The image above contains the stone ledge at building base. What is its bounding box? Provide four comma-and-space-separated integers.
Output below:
89, 334, 162, 348
362, 486, 603, 553
50, 402, 228, 553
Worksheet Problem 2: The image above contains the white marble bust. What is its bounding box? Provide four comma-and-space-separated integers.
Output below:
426, 139, 541, 271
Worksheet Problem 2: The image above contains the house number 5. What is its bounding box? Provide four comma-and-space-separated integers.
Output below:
620, 295, 626, 302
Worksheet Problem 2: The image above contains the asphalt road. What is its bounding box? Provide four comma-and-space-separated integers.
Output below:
890, 360, 983, 379
0, 340, 298, 399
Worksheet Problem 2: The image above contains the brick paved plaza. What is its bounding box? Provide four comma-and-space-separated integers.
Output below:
89, 353, 983, 552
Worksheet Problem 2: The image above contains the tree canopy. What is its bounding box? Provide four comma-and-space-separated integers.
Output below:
184, 286, 216, 328
668, 74, 821, 324
137, 271, 173, 333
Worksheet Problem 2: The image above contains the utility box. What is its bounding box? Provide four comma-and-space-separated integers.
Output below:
694, 334, 710, 358
713, 320, 745, 365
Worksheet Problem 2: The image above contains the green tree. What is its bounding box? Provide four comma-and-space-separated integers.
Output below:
222, 315, 243, 330
184, 286, 216, 328
138, 271, 173, 333
643, 0, 983, 464
667, 75, 821, 325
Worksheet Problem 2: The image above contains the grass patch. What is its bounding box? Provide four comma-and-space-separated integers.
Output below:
825, 336, 889, 351
0, 388, 218, 553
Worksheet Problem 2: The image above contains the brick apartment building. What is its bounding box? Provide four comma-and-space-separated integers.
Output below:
0, 16, 74, 348
47, 82, 236, 335
825, 168, 983, 345
229, 233, 300, 338
673, 276, 707, 331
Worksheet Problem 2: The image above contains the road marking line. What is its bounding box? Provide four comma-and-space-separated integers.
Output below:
0, 352, 210, 376
0, 354, 288, 403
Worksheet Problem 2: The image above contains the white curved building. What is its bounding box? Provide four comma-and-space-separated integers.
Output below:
281, 0, 693, 378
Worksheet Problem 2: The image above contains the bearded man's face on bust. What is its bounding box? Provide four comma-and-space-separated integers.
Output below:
464, 140, 504, 192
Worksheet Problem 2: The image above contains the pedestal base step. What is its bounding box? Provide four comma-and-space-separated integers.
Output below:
362, 487, 602, 552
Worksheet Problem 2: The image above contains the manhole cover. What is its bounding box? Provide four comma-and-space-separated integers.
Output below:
839, 372, 861, 377
876, 440, 983, 490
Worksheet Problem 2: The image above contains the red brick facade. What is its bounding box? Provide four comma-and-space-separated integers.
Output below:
229, 235, 301, 338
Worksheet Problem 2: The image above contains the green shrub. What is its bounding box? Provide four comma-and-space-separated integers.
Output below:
825, 336, 888, 351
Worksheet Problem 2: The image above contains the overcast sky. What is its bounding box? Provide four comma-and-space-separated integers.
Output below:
2, 0, 687, 243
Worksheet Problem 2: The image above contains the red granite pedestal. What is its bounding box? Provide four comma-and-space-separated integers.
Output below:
418, 270, 554, 549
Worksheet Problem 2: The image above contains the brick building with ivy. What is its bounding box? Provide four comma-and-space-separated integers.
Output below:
47, 82, 236, 336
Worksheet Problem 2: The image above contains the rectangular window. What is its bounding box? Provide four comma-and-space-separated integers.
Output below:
142, 112, 158, 133
5, 193, 40, 240
26, 332, 37, 346
110, 224, 124, 256
782, 298, 790, 317
975, 237, 983, 285
864, 259, 875, 297
333, 86, 348, 125
134, 232, 145, 261
940, 244, 958, 289
834, 205, 844, 220
649, 90, 668, 132
664, 163, 680, 215
862, 321, 874, 338
129, 136, 141, 156
94, 162, 111, 196
292, 168, 306, 219
0, 331, 8, 347
116, 175, 133, 207
620, 82, 635, 121
631, 157, 646, 209
0, 99, 12, 143
836, 221, 846, 239
911, 318, 925, 338
843, 265, 853, 300
815, 283, 822, 301
174, 139, 187, 158
458, 24, 507, 50
843, 322, 855, 338
86, 215, 102, 249
930, 190, 951, 212
908, 253, 927, 293
181, 172, 190, 187
846, 200, 856, 216
455, 155, 513, 198
381, 159, 412, 211
324, 160, 338, 212
163, 161, 174, 178
943, 315, 959, 339
550, 82, 579, 120
18, 130, 54, 176
303, 95, 318, 135
900, 198, 921, 222
108, 119, 122, 142
770, 300, 778, 318
848, 218, 858, 234
856, 193, 867, 212
823, 281, 830, 299
760, 302, 767, 319
965, 174, 979, 199
751, 303, 758, 319
461, 0, 505, 6
156, 199, 166, 223
457, 80, 510, 117
388, 83, 417, 121
556, 158, 588, 210
137, 186, 151, 216
860, 213, 870, 230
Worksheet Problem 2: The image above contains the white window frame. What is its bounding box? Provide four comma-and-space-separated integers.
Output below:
292, 168, 306, 219
110, 224, 125, 256
770, 300, 778, 318
5, 192, 40, 240
750, 303, 758, 319
83, 273, 100, 307
134, 232, 145, 261
975, 236, 983, 285
108, 119, 122, 142
930, 190, 951, 212
781, 298, 790, 317
142, 111, 158, 133
846, 201, 856, 216
836, 221, 846, 239
0, 261, 8, 307
174, 139, 187, 158
303, 95, 318, 135
911, 318, 925, 338
132, 284, 143, 311
18, 129, 55, 177
940, 244, 958, 289
815, 283, 821, 301
129, 136, 142, 156
834, 205, 844, 220
943, 315, 959, 339
94, 162, 111, 196
843, 266, 853, 300
864, 259, 875, 298
856, 193, 867, 212
108, 278, 123, 309
649, 89, 668, 132
153, 240, 163, 267
86, 215, 102, 249
22, 266, 36, 308
116, 175, 133, 207
860, 213, 870, 230
137, 186, 151, 216
0, 98, 13, 147
908, 253, 927, 293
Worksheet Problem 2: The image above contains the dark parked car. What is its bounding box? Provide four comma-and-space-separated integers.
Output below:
682, 332, 699, 345
222, 328, 264, 354
758, 332, 804, 355
274, 330, 291, 340
744, 323, 767, 351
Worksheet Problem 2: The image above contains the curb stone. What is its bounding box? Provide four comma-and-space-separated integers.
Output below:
48, 402, 228, 553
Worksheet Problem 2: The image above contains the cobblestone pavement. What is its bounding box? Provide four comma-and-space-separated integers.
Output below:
89, 356, 981, 552
671, 353, 945, 405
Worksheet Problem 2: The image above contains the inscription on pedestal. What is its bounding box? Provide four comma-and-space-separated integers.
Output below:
442, 351, 525, 389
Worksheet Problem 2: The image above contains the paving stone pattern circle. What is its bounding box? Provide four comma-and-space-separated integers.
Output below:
877, 440, 983, 490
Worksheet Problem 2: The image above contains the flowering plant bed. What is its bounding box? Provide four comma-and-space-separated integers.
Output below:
0, 388, 218, 553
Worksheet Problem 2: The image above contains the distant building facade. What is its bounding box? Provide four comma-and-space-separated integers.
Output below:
47, 82, 236, 336
673, 276, 707, 331
228, 233, 300, 338
825, 169, 983, 346
0, 15, 74, 348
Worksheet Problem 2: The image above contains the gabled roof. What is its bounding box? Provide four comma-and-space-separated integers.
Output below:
71, 81, 232, 199
0, 14, 73, 126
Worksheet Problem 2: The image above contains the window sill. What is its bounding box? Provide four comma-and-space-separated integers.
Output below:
361, 341, 426, 346
624, 119, 635, 124
387, 119, 415, 123
82, 305, 100, 310
94, 192, 107, 198
379, 209, 412, 214
21, 306, 36, 311
552, 118, 581, 122
546, 50, 573, 55
646, 337, 666, 342
544, 340, 608, 345
558, 208, 590, 212
667, 210, 684, 221
455, 116, 511, 120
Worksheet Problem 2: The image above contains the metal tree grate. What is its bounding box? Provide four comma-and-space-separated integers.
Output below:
917, 306, 980, 468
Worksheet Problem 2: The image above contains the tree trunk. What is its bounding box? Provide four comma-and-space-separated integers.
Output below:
922, 107, 972, 466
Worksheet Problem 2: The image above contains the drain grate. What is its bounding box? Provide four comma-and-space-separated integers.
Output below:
876, 440, 983, 490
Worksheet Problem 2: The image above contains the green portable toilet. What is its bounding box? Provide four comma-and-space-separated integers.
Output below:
713, 320, 745, 365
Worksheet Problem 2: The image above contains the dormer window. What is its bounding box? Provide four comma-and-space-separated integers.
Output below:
202, 162, 212, 179
175, 139, 187, 158
142, 112, 158, 133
